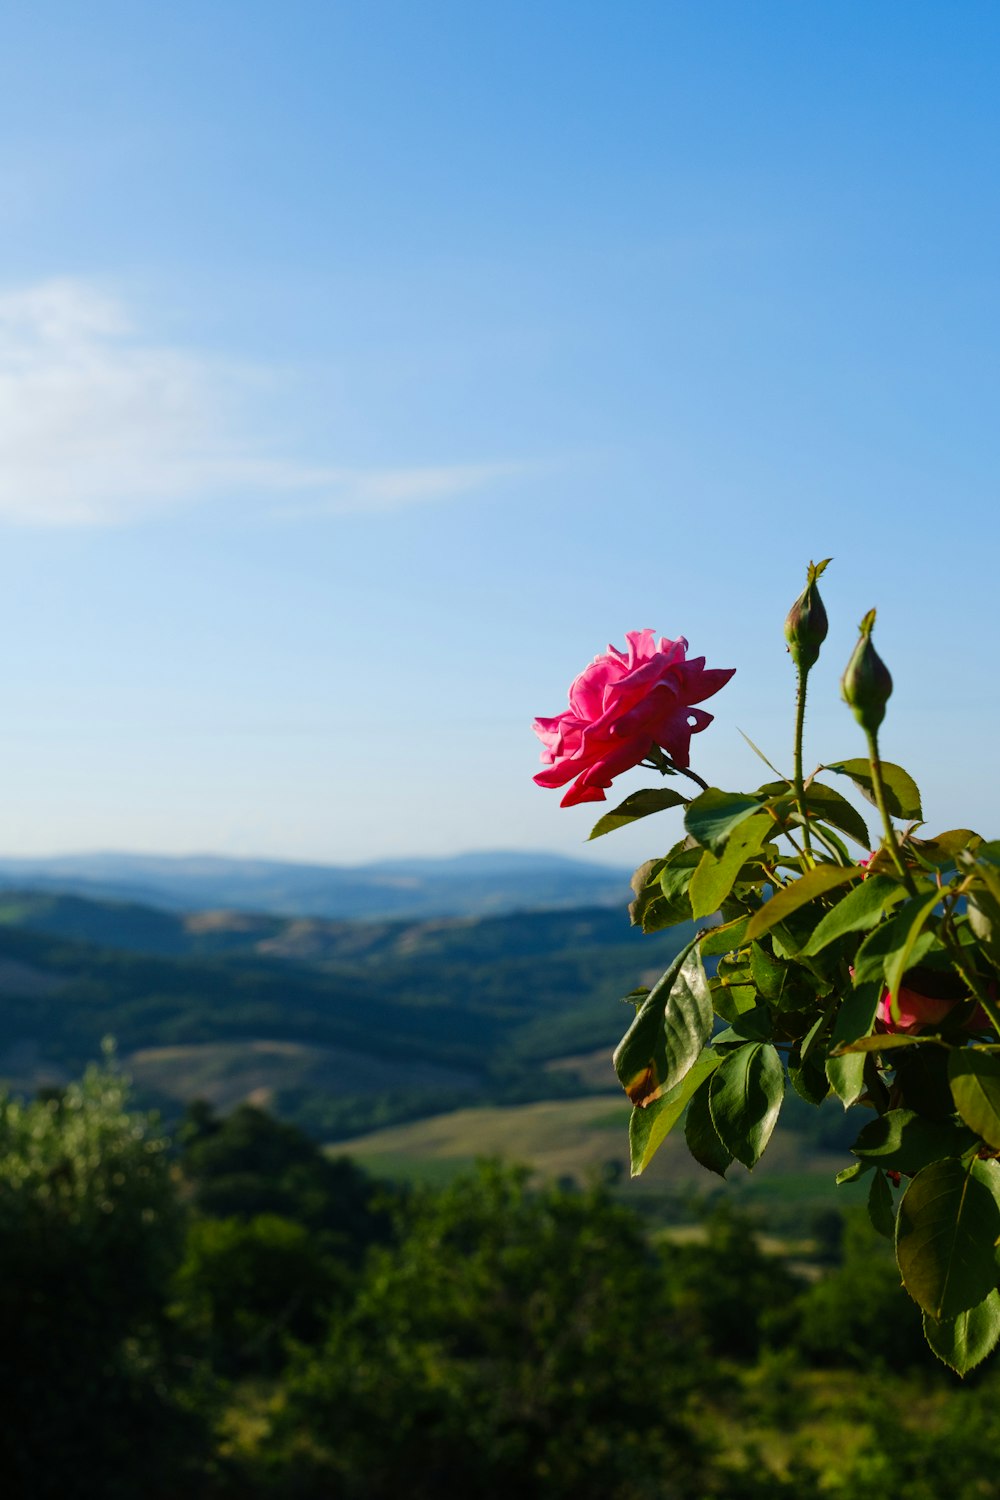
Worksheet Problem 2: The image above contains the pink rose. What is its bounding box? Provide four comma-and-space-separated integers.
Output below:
876, 985, 991, 1034
532, 629, 735, 808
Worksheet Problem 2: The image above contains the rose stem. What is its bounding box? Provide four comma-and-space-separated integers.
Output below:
792, 664, 815, 865
864, 728, 916, 894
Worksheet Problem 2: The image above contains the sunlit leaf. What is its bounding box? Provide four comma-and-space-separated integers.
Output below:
833, 1033, 938, 1055
589, 787, 689, 840
924, 1289, 1000, 1376
688, 813, 772, 920
824, 758, 923, 821
614, 942, 713, 1107
829, 980, 881, 1051
699, 915, 751, 958
628, 1049, 720, 1176
851, 893, 939, 987
884, 892, 943, 1005
852, 1109, 977, 1173
896, 1157, 1000, 1320
800, 874, 906, 956
802, 781, 871, 849
826, 1049, 867, 1107
745, 864, 861, 942
708, 1042, 784, 1169
949, 1049, 1000, 1150
684, 1075, 733, 1177
683, 788, 767, 854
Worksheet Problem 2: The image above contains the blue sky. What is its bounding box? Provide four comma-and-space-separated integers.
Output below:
0, 1, 998, 865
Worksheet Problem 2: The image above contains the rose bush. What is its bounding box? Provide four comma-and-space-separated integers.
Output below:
532, 629, 734, 807
532, 562, 1000, 1375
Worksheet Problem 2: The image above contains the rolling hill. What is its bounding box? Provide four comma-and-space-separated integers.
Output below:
0, 887, 695, 1138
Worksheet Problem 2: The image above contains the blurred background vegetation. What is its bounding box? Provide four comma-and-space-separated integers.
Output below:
0, 878, 996, 1496
2, 1055, 999, 1499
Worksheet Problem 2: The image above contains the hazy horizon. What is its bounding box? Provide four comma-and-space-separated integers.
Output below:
0, 845, 630, 872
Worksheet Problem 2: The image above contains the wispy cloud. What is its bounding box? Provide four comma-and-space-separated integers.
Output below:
0, 279, 512, 525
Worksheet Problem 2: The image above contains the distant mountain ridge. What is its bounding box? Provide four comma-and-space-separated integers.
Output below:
0, 850, 630, 921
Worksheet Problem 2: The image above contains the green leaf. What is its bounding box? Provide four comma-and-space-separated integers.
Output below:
912, 828, 981, 866
684, 1075, 733, 1177
896, 1157, 1000, 1320
834, 1032, 937, 1055
628, 1049, 721, 1176
713, 981, 759, 1023
949, 1050, 1000, 1150
836, 1159, 873, 1185
614, 941, 713, 1107
826, 1049, 867, 1107
628, 858, 664, 930
708, 1042, 785, 1169
924, 1288, 1000, 1375
688, 813, 772, 920
738, 728, 785, 778
683, 788, 766, 854
884, 892, 943, 1005
713, 1006, 773, 1045
852, 1109, 978, 1173
868, 1169, 897, 1239
802, 781, 871, 849
589, 787, 689, 840
851, 894, 939, 987
967, 889, 1000, 963
749, 942, 786, 1002
829, 980, 881, 1050
788, 1046, 830, 1105
658, 847, 701, 912
800, 875, 906, 956
699, 915, 751, 958
629, 857, 693, 933
824, 758, 923, 821
745, 864, 861, 942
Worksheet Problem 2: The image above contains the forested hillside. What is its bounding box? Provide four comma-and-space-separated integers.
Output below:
4, 1064, 996, 1500
0, 890, 695, 1137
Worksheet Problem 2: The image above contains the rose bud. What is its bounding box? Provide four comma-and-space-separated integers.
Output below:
784, 558, 831, 672
841, 608, 893, 733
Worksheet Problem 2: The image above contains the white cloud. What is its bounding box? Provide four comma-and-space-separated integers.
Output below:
0, 278, 512, 525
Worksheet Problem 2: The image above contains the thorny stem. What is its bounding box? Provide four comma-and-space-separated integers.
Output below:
793, 666, 815, 865
864, 729, 917, 895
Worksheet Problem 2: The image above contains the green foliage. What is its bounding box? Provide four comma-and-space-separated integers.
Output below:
785, 1214, 930, 1369
173, 1213, 345, 1375
709, 1043, 784, 1168
0, 1056, 208, 1496
12, 1061, 1000, 1496
259, 1163, 706, 1500
614, 941, 712, 1107
588, 786, 689, 839
895, 1158, 1000, 1320
580, 562, 1000, 1368
178, 1101, 392, 1260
